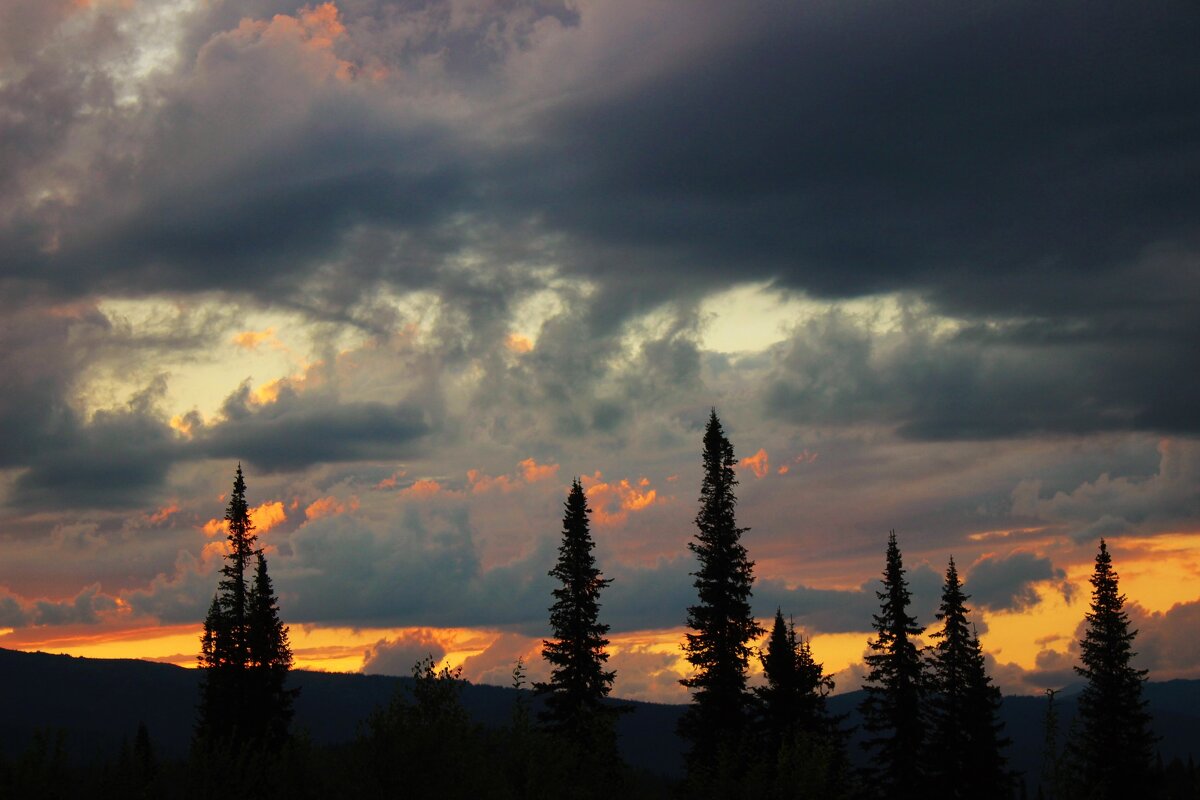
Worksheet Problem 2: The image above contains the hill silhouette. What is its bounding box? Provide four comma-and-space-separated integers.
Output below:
2, 647, 1198, 788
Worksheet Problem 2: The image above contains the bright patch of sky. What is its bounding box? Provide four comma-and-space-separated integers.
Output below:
85, 297, 368, 422
698, 283, 965, 354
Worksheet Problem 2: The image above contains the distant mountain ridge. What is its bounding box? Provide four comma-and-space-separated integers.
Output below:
2, 647, 1198, 786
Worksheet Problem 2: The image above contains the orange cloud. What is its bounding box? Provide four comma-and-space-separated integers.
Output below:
401, 479, 447, 499
251, 501, 287, 533
740, 448, 770, 479
467, 470, 518, 494
505, 333, 534, 353
466, 458, 560, 494
200, 501, 287, 537
519, 458, 559, 483
304, 495, 358, 521
169, 414, 197, 438
149, 503, 179, 524
778, 465, 790, 475
374, 470, 407, 489
231, 327, 278, 351
298, 2, 346, 45
580, 472, 660, 526
228, 2, 353, 83
252, 379, 283, 405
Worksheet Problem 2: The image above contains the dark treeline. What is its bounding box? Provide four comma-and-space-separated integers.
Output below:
1, 412, 1195, 799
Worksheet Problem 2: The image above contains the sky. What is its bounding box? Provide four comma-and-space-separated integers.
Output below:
0, 0, 1198, 703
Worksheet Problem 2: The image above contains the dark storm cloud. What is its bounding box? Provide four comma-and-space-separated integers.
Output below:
0, 0, 1197, 516
966, 551, 1066, 612
761, 303, 1200, 439
196, 381, 433, 473
11, 398, 180, 510
6, 0, 1194, 316
537, 2, 1200, 302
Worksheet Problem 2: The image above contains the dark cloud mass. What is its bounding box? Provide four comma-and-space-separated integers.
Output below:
966, 551, 1066, 612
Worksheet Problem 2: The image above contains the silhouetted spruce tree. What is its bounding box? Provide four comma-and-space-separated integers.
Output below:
756, 609, 835, 751
196, 464, 294, 755
859, 531, 927, 800
196, 464, 258, 745
1037, 689, 1061, 800
928, 558, 1009, 799
753, 609, 851, 797
680, 410, 764, 777
247, 549, 297, 748
1070, 539, 1155, 799
535, 479, 621, 759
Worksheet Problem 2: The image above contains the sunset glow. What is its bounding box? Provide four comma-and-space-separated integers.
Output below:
0, 0, 1197, 720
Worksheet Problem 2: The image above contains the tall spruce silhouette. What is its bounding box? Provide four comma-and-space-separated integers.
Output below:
535, 478, 620, 757
928, 557, 1008, 799
1070, 539, 1155, 798
859, 531, 927, 800
680, 410, 763, 774
196, 464, 294, 750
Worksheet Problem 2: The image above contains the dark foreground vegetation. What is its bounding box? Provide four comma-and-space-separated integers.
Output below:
1, 412, 1196, 798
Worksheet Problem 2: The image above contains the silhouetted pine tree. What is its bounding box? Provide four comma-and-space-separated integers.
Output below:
247, 550, 297, 748
680, 410, 764, 780
535, 479, 621, 760
928, 557, 1009, 798
859, 531, 927, 800
1070, 539, 1155, 799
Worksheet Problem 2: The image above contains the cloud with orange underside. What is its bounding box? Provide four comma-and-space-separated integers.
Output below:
466, 458, 560, 493
148, 503, 179, 524
201, 501, 287, 537
739, 448, 770, 478
227, 2, 356, 83
467, 470, 517, 493
374, 470, 407, 489
519, 457, 559, 482
400, 478, 451, 499
505, 333, 534, 354
305, 495, 359, 521
231, 326, 280, 351
776, 449, 820, 476
580, 472, 661, 526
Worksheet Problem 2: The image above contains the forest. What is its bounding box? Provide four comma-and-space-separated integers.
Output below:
0, 411, 1193, 800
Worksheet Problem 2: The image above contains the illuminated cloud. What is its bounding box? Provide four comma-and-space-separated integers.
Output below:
580, 472, 660, 527
201, 500, 287, 536
739, 448, 770, 479
518, 458, 559, 483
374, 470, 407, 490
231, 327, 279, 351
400, 479, 451, 499
505, 334, 533, 354
304, 495, 357, 521
148, 503, 180, 524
